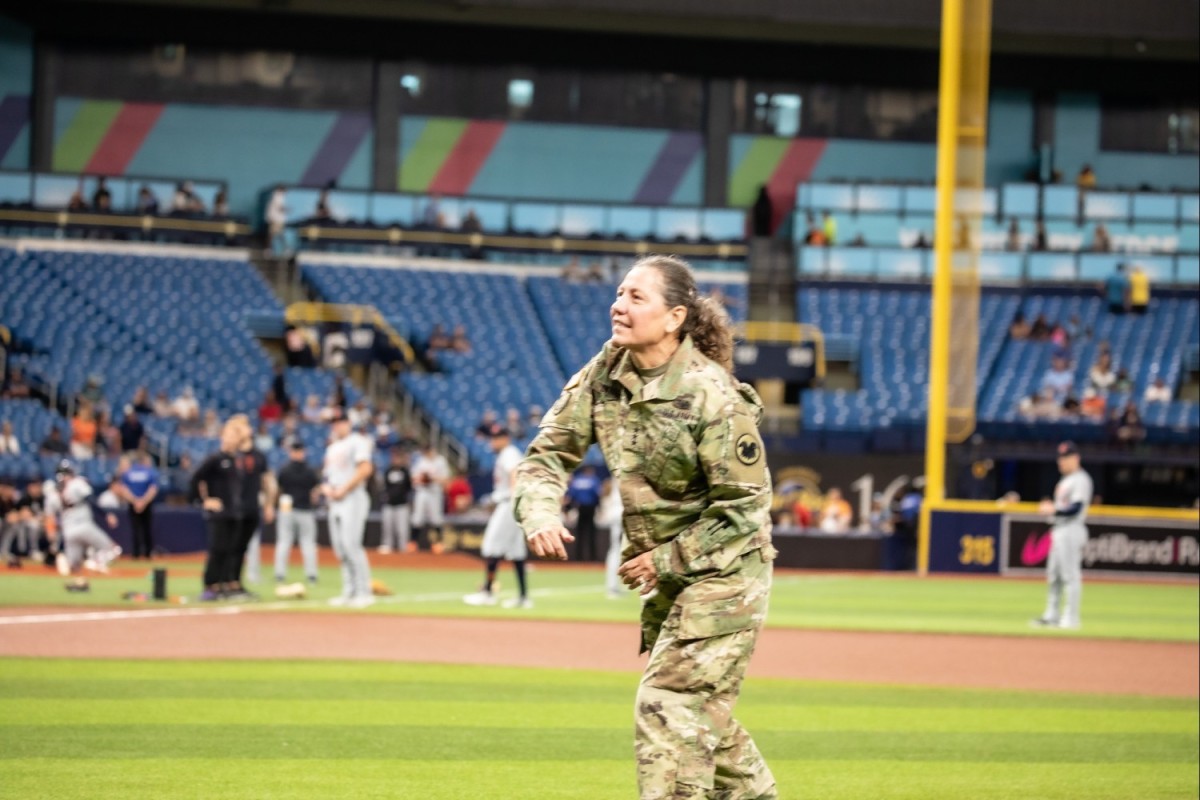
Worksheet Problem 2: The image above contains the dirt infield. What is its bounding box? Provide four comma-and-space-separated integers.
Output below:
1, 606, 1195, 697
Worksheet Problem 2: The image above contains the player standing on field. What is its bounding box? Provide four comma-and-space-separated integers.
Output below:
1033, 441, 1093, 630
321, 417, 375, 607
463, 423, 532, 609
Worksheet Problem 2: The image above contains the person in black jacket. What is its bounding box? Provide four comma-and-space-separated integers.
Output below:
378, 447, 413, 554
191, 415, 275, 601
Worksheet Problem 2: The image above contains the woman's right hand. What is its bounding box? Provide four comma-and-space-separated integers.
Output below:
527, 524, 575, 560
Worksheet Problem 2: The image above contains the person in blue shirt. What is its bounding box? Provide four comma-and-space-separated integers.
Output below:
120, 451, 160, 559
565, 465, 603, 562
1103, 263, 1129, 314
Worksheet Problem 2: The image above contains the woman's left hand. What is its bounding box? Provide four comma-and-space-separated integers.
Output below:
618, 552, 658, 596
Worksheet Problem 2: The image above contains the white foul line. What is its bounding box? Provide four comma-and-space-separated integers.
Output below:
0, 607, 244, 626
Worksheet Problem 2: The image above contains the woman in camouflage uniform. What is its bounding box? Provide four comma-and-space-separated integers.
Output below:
514, 255, 778, 800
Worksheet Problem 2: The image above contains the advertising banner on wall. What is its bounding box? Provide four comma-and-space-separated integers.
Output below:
1002, 514, 1200, 579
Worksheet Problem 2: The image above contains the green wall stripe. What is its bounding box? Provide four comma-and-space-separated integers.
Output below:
52, 100, 122, 172
398, 117, 467, 192
728, 137, 790, 207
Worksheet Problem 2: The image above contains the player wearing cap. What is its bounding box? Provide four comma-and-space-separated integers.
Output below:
463, 424, 532, 608
1033, 441, 1093, 630
45, 460, 122, 592
320, 416, 375, 607
274, 437, 322, 585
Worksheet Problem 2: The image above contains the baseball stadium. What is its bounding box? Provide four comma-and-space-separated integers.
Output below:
0, 1, 1197, 798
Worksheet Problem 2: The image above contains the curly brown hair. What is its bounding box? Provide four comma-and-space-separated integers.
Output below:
630, 254, 734, 372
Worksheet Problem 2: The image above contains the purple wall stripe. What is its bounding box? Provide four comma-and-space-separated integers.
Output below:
0, 95, 30, 163
634, 131, 703, 204
300, 111, 371, 187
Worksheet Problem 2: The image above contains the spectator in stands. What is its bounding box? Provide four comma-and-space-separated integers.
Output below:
271, 365, 290, 413
803, 212, 826, 246
1128, 264, 1151, 314
1008, 311, 1031, 340
1032, 220, 1048, 251
1049, 324, 1071, 360
791, 496, 813, 529
1112, 368, 1134, 394
301, 394, 324, 424
475, 409, 499, 439
1029, 313, 1052, 341
314, 188, 333, 221
266, 185, 288, 255
1144, 378, 1172, 403
1103, 262, 1130, 314
561, 256, 584, 283
96, 409, 120, 455
451, 324, 471, 354
130, 386, 153, 416
822, 210, 838, 246
1087, 352, 1116, 394
372, 411, 397, 450
818, 487, 852, 534
913, 230, 931, 249
152, 390, 173, 418
751, 185, 773, 237
0, 421, 19, 455
258, 390, 284, 423
213, 190, 229, 218
347, 398, 372, 429
67, 186, 87, 211
1076, 164, 1097, 190
422, 195, 443, 229
201, 408, 222, 439
253, 421, 275, 453
1005, 218, 1021, 251
1061, 394, 1081, 417
135, 186, 159, 215
527, 405, 544, 431
505, 407, 526, 439
586, 261, 607, 283
285, 325, 318, 368
1019, 388, 1062, 420
166, 453, 194, 501
78, 374, 108, 416
1064, 314, 1089, 343
461, 207, 482, 233
280, 411, 301, 444
1080, 388, 1106, 421
1040, 356, 1075, 404
172, 387, 200, 424
70, 403, 99, 460
39, 427, 68, 456
118, 405, 144, 453
91, 177, 112, 212
1112, 401, 1146, 444
1091, 223, 1112, 253
868, 493, 893, 533
1, 367, 32, 399
171, 182, 190, 214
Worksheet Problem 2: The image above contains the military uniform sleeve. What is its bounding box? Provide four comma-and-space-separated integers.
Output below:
651, 384, 772, 580
513, 361, 598, 536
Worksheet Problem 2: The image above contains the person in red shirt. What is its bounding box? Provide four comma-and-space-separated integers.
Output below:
791, 498, 813, 529
258, 390, 283, 423
444, 470, 473, 514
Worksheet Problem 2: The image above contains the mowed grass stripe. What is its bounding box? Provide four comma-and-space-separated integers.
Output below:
2, 758, 1193, 800
1, 725, 1194, 764
3, 699, 1195, 735
1, 659, 1196, 712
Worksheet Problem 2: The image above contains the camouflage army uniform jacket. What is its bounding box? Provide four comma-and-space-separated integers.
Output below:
515, 335, 776, 644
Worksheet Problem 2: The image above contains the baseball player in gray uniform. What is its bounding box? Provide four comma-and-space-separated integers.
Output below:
46, 461, 122, 591
1033, 441, 1093, 630
321, 418, 375, 608
463, 424, 532, 609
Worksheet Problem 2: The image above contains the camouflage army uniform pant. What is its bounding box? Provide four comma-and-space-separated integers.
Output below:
635, 549, 776, 800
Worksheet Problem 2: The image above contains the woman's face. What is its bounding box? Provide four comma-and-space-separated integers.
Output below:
610, 266, 684, 351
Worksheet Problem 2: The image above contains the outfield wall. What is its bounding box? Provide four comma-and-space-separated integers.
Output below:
926, 500, 1200, 579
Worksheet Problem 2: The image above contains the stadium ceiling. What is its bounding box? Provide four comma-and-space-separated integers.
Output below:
13, 0, 1197, 60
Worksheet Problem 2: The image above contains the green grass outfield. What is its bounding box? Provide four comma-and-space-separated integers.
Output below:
1, 562, 1197, 642
0, 659, 1196, 800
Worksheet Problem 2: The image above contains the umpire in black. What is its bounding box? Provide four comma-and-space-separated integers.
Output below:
191, 415, 274, 600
